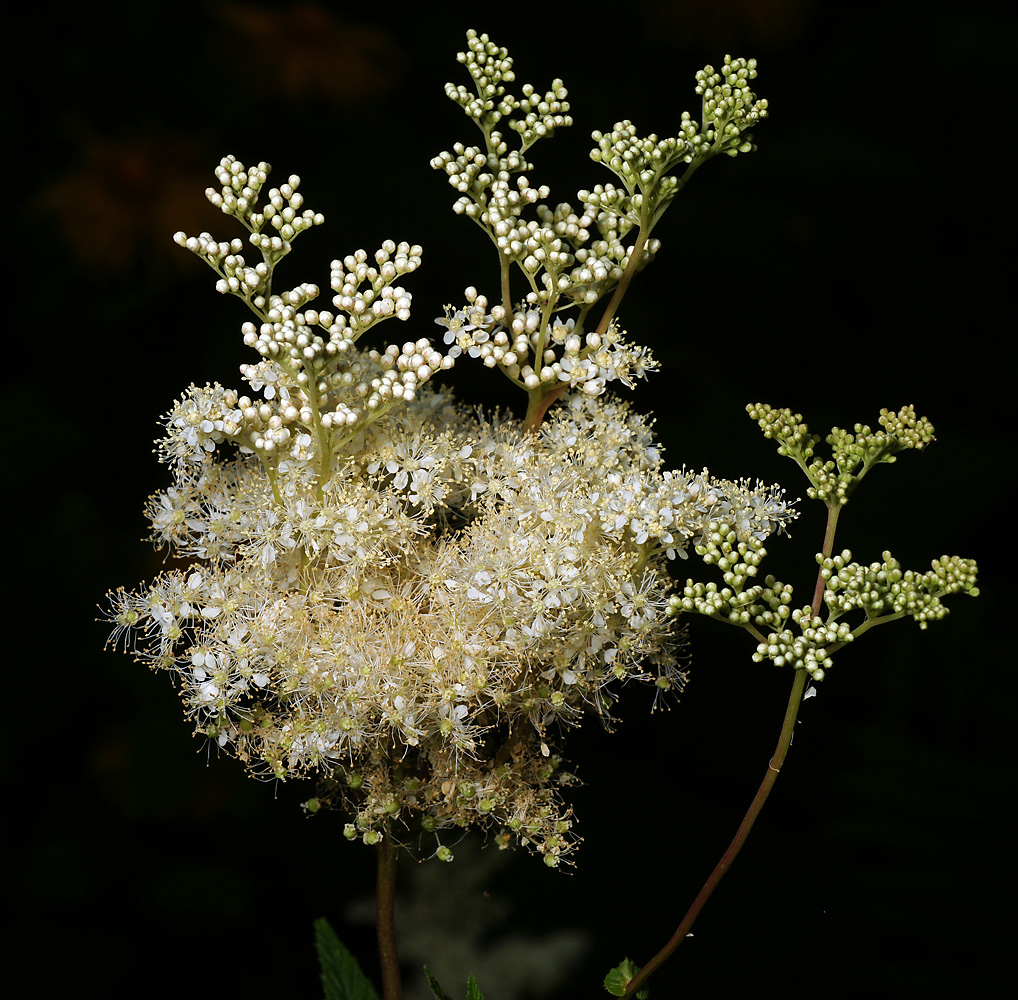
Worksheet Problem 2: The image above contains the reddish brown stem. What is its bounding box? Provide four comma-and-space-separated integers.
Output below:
623, 667, 808, 996
376, 835, 401, 1000
624, 502, 838, 995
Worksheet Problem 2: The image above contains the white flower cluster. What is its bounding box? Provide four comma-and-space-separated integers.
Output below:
106, 34, 792, 867
110, 351, 795, 865
436, 288, 658, 397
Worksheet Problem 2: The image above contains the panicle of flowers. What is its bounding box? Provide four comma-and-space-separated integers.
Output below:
432, 33, 768, 432
746, 402, 936, 505
436, 287, 658, 398
105, 34, 794, 867
672, 408, 978, 682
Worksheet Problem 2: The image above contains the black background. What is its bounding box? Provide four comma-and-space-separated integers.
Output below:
10, 1, 1014, 997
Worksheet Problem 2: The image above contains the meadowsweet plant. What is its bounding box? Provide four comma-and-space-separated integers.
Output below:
105, 30, 977, 1000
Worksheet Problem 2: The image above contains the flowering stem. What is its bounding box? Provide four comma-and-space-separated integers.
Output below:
594, 226, 648, 341
376, 835, 401, 1000
625, 503, 838, 995
623, 666, 809, 997
811, 501, 842, 612
523, 384, 564, 432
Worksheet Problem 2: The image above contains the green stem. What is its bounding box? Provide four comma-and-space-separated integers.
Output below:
376, 836, 401, 1000
500, 254, 513, 322
623, 666, 809, 997
594, 225, 648, 341
811, 502, 842, 613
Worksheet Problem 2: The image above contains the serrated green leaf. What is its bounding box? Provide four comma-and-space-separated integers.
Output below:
466, 972, 485, 1000
604, 958, 641, 997
314, 918, 379, 1000
424, 966, 454, 1000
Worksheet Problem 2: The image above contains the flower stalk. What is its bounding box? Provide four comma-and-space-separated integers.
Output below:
624, 409, 979, 995
623, 665, 809, 998
376, 836, 401, 1000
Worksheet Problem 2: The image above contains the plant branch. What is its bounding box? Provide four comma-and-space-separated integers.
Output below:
376, 835, 401, 1000
594, 226, 648, 341
623, 666, 809, 997
811, 502, 842, 613
625, 477, 842, 994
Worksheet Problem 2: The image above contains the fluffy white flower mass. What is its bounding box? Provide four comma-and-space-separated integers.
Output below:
109, 369, 794, 864
106, 35, 788, 865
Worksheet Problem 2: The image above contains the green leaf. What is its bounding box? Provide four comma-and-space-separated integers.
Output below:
314, 918, 380, 1000
466, 972, 485, 1000
604, 958, 648, 998
424, 966, 454, 1000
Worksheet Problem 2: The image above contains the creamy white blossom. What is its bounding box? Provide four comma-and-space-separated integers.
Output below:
107, 37, 790, 867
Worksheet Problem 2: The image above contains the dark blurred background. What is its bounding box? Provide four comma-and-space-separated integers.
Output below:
10, 1, 1014, 996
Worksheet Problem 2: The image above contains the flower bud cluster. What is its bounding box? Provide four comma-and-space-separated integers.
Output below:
676, 524, 796, 629
674, 409, 980, 682
174, 157, 454, 456
589, 122, 689, 223
747, 403, 937, 505
510, 79, 571, 147
745, 403, 818, 457
445, 29, 572, 144
433, 36, 771, 395
435, 32, 648, 322
821, 550, 980, 627
751, 609, 852, 681
433, 33, 568, 275
174, 157, 325, 307
584, 55, 764, 234
206, 155, 323, 246
313, 241, 423, 339
694, 56, 768, 158
683, 532, 980, 682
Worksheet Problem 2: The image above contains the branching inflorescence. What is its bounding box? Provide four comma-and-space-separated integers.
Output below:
105, 32, 791, 867
672, 406, 979, 683
105, 29, 976, 893
431, 31, 768, 428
